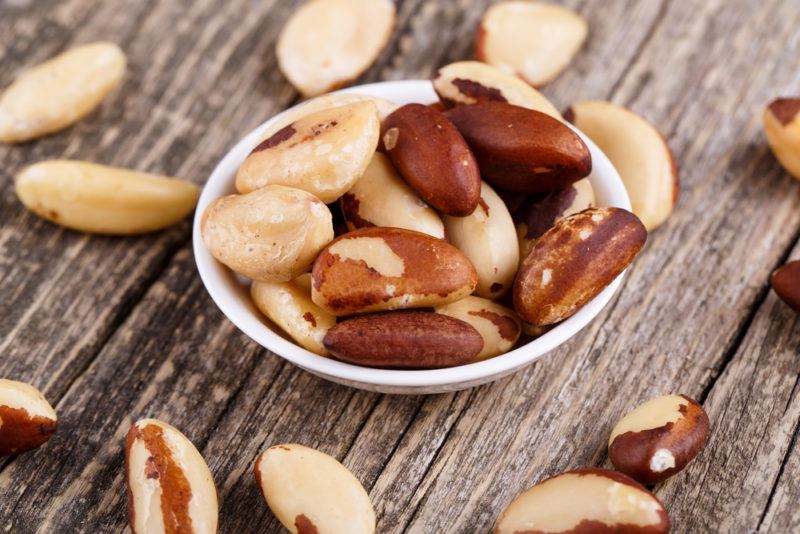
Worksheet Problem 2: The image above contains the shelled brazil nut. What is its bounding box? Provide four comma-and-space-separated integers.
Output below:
763, 97, 800, 180
772, 260, 800, 311
0, 379, 58, 456
434, 296, 521, 360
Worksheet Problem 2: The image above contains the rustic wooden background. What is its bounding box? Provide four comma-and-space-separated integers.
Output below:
1, 0, 799, 532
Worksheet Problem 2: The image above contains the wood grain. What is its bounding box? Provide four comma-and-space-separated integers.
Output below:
1, 0, 800, 533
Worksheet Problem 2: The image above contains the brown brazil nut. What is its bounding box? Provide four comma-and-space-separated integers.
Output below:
514, 207, 647, 326
609, 394, 710, 485
772, 260, 800, 311
434, 296, 521, 360
0, 379, 57, 456
444, 102, 591, 194
311, 226, 477, 316
764, 98, 800, 180
382, 103, 481, 216
495, 468, 669, 534
323, 311, 483, 369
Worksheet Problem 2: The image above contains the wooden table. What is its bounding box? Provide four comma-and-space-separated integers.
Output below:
1, 0, 799, 532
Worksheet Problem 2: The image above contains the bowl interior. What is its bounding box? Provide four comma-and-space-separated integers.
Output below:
192, 80, 631, 394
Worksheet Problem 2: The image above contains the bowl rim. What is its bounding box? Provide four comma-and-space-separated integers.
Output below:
192, 79, 631, 389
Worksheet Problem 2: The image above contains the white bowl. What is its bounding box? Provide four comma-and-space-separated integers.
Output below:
193, 80, 630, 395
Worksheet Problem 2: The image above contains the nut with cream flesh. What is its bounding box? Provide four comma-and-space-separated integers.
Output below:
476, 1, 587, 88
236, 101, 380, 203
277, 0, 395, 97
255, 443, 375, 534
565, 100, 679, 231
609, 394, 709, 485
772, 260, 800, 312
764, 98, 800, 180
435, 296, 521, 360
125, 419, 218, 534
0, 379, 57, 456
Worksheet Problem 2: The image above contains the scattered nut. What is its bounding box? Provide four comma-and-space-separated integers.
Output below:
255, 443, 375, 533
0, 42, 126, 143
609, 394, 710, 485
445, 102, 592, 194
432, 61, 562, 120
251, 274, 336, 356
565, 100, 678, 231
311, 226, 477, 315
236, 101, 380, 203
383, 103, 481, 216
435, 296, 521, 360
772, 260, 800, 311
495, 468, 669, 534
515, 178, 595, 259
341, 152, 445, 239
15, 160, 199, 235
764, 98, 800, 180
277, 0, 395, 97
201, 185, 333, 282
126, 418, 218, 534
0, 379, 57, 456
514, 207, 647, 326
476, 1, 587, 88
323, 311, 483, 369
442, 181, 519, 299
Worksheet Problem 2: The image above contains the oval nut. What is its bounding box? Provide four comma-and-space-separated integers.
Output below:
763, 98, 800, 180
0, 379, 57, 456
435, 296, 521, 360
772, 260, 800, 312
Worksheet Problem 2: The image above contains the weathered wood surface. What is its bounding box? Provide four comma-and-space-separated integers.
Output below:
1, 0, 799, 532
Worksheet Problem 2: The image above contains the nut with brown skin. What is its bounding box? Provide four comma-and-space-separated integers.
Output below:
495, 468, 669, 534
432, 61, 562, 120
311, 226, 477, 316
0, 379, 57, 456
764, 98, 800, 180
255, 443, 376, 534
514, 207, 647, 326
476, 1, 587, 88
609, 394, 710, 485
565, 100, 679, 231
323, 311, 483, 369
772, 260, 800, 311
445, 102, 592, 194
382, 103, 481, 216
435, 296, 521, 361
126, 419, 218, 534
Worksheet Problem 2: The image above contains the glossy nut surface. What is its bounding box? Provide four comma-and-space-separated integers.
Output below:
311, 226, 477, 315
442, 181, 519, 299
255, 444, 375, 534
772, 260, 800, 311
435, 296, 521, 360
236, 101, 380, 203
566, 100, 678, 231
15, 160, 199, 235
383, 103, 481, 216
341, 153, 445, 239
432, 61, 562, 119
201, 185, 333, 282
495, 468, 669, 534
764, 98, 800, 180
0, 42, 126, 143
323, 311, 483, 369
445, 102, 591, 194
0, 379, 57, 456
514, 208, 647, 326
126, 419, 218, 534
609, 394, 710, 485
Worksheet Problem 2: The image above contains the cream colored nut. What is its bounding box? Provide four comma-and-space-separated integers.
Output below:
442, 181, 519, 299
15, 160, 199, 235
432, 61, 561, 120
495, 468, 669, 534
202, 185, 333, 282
236, 101, 380, 203
0, 42, 126, 143
277, 0, 395, 97
251, 274, 336, 356
435, 296, 521, 360
764, 98, 800, 180
255, 444, 375, 534
0, 379, 57, 456
476, 2, 587, 88
126, 419, 218, 534
566, 101, 678, 231
340, 153, 445, 238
